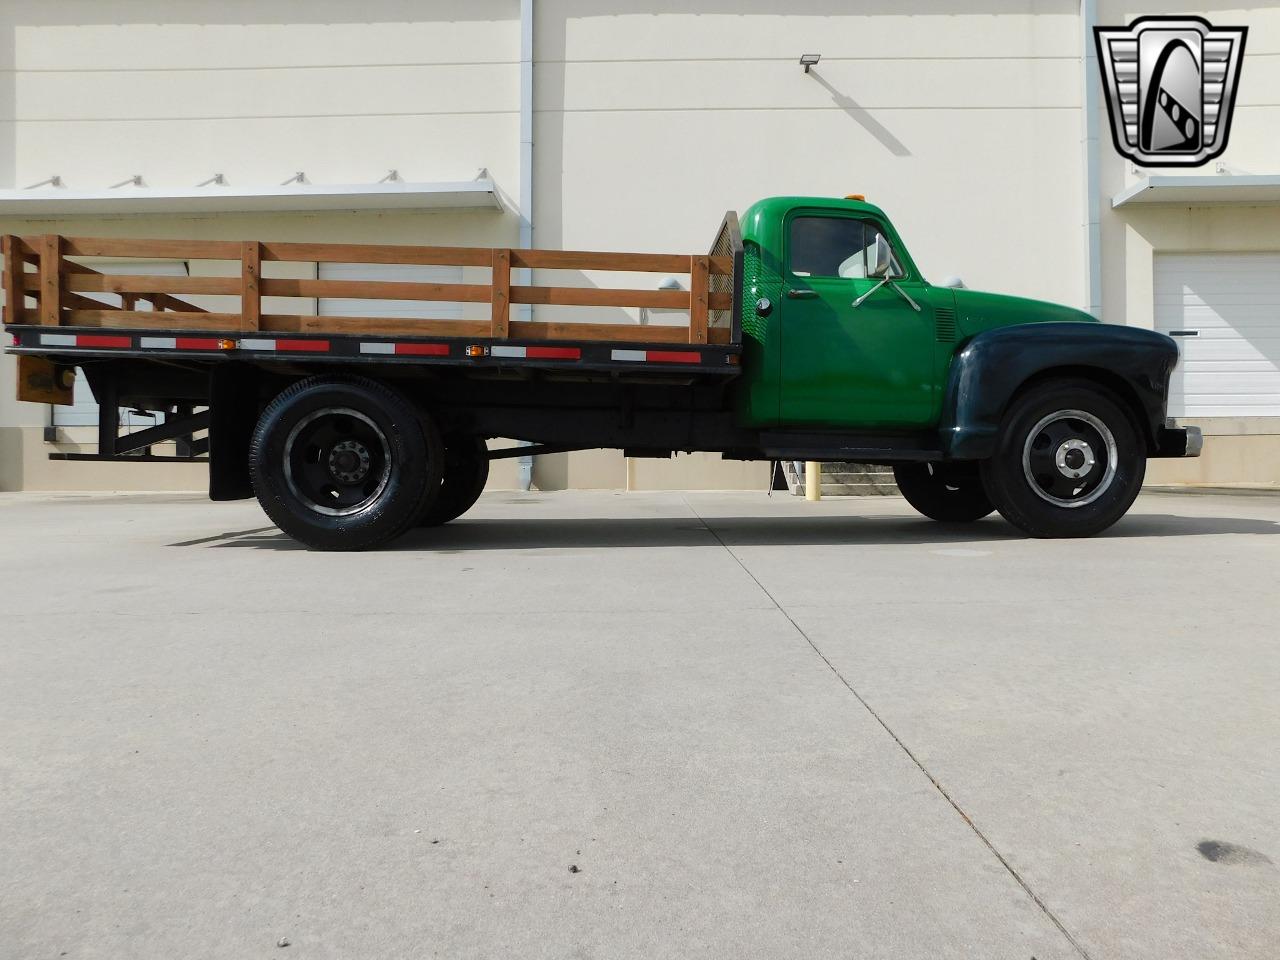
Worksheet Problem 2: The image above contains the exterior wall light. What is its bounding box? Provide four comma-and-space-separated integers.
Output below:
800, 54, 821, 73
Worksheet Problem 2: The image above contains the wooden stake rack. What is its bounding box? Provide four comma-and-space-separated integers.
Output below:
2, 217, 741, 348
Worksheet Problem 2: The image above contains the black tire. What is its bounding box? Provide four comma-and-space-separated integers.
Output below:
979, 379, 1146, 539
419, 435, 490, 527
249, 376, 443, 551
893, 461, 995, 522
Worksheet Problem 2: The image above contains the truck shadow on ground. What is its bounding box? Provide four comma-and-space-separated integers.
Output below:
192, 512, 1280, 552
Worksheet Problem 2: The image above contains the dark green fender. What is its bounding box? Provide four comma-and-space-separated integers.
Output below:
940, 322, 1180, 459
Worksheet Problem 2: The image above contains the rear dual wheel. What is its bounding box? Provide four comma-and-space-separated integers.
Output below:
419, 435, 489, 527
250, 376, 444, 551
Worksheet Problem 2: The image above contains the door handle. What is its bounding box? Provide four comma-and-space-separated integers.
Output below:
785, 289, 818, 299
1168, 330, 1199, 337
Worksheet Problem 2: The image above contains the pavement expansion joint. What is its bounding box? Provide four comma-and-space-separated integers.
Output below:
680, 495, 1095, 960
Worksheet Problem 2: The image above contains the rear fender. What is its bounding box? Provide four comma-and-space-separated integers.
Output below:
940, 322, 1179, 460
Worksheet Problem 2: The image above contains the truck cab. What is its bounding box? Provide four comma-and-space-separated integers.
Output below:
736, 195, 1096, 430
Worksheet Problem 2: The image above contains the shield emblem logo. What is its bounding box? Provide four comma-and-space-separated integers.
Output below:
1094, 16, 1247, 167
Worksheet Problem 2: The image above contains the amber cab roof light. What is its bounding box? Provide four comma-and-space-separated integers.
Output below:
845, 194, 865, 201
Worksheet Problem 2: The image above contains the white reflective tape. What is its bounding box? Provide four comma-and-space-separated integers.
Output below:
40, 334, 77, 347
359, 342, 395, 355
140, 337, 177, 349
611, 349, 646, 362
490, 345, 526, 358
239, 338, 276, 351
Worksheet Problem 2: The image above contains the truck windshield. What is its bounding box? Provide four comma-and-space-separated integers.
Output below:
789, 216, 902, 280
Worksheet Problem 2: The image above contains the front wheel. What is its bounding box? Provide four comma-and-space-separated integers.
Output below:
980, 380, 1146, 538
249, 376, 443, 551
893, 461, 994, 522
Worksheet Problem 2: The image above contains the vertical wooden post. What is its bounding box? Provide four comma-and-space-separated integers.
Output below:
2, 236, 24, 326
38, 234, 62, 326
689, 254, 709, 344
490, 248, 510, 339
241, 240, 261, 331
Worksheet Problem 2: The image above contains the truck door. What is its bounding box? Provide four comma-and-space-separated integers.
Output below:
778, 211, 936, 428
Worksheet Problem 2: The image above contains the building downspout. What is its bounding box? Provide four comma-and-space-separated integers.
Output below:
1081, 0, 1103, 319
516, 0, 536, 490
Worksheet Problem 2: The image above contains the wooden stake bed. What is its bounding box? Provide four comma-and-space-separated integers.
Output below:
2, 214, 744, 379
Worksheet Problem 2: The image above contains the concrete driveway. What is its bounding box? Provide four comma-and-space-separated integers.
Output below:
1, 489, 1278, 959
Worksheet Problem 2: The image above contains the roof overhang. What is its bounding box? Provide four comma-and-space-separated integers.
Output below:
1112, 174, 1280, 209
0, 179, 503, 216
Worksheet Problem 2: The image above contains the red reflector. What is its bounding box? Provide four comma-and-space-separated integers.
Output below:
78, 335, 131, 349
395, 342, 449, 356
526, 346, 581, 360
175, 337, 221, 351
276, 339, 329, 352
647, 350, 701, 364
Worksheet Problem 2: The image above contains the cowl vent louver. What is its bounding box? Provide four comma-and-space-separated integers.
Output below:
935, 307, 957, 342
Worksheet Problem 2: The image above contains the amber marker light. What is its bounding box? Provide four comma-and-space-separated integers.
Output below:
218, 339, 237, 350
466, 345, 486, 358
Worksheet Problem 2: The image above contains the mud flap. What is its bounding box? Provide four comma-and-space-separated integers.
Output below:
209, 363, 260, 501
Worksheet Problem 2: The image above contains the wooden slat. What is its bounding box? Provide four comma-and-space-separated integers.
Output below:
31, 274, 730, 309
510, 285, 687, 309
261, 241, 493, 267
65, 291, 124, 312
241, 240, 260, 332
16, 237, 40, 262
61, 237, 242, 259
39, 235, 62, 326
60, 258, 101, 276
265, 315, 491, 337
708, 256, 733, 276
66, 310, 240, 330
2, 236, 25, 325
507, 320, 692, 344
260, 278, 491, 302
491, 248, 510, 338
155, 293, 209, 314
57, 274, 241, 296
689, 255, 710, 345
510, 249, 693, 273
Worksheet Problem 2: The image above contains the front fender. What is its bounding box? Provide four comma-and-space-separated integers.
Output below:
940, 322, 1179, 460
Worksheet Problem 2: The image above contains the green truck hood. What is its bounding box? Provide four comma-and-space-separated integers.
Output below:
950, 287, 1097, 338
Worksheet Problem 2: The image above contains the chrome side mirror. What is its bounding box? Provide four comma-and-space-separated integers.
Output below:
869, 234, 893, 278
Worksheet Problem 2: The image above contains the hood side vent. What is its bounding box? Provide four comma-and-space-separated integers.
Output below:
935, 306, 957, 343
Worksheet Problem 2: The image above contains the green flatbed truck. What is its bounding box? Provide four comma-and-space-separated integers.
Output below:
3, 195, 1200, 550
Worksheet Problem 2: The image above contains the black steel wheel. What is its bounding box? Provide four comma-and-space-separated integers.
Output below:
250, 377, 443, 551
893, 461, 994, 522
419, 435, 490, 527
980, 379, 1145, 538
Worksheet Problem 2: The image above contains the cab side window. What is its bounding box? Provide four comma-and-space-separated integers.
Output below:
789, 216, 902, 280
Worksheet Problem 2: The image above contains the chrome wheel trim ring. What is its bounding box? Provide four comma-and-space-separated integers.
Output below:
283, 407, 393, 517
1021, 409, 1118, 509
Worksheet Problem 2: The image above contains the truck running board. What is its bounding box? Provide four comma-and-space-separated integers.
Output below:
750, 430, 944, 464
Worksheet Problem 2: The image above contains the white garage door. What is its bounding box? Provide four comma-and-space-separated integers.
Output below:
318, 262, 463, 320
1154, 253, 1280, 417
